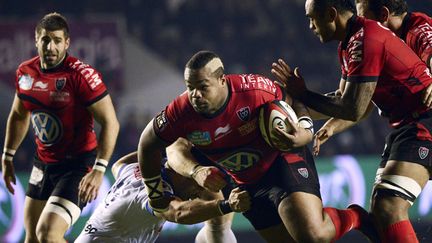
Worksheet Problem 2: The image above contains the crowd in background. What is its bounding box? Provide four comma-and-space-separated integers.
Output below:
2, 0, 431, 170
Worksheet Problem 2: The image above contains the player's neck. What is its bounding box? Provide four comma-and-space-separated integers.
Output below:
335, 12, 355, 41
40, 53, 67, 70
388, 12, 408, 37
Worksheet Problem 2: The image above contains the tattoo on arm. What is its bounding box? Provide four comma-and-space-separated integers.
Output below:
299, 81, 376, 121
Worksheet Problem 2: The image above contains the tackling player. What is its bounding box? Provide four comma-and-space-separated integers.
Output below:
75, 146, 249, 243
1, 13, 119, 243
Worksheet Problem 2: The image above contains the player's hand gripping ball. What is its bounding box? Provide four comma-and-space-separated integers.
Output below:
259, 100, 298, 151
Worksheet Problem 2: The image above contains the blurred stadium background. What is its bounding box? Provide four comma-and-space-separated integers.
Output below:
0, 0, 431, 242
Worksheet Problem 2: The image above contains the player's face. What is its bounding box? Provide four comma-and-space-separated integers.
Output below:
305, 0, 336, 43
356, 0, 379, 20
36, 29, 69, 69
185, 67, 227, 115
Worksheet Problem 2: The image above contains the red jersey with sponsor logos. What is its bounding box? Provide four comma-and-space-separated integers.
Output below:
154, 74, 285, 184
15, 55, 108, 163
338, 16, 432, 127
401, 12, 432, 66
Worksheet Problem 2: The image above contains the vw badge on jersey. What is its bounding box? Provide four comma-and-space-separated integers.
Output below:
31, 111, 62, 145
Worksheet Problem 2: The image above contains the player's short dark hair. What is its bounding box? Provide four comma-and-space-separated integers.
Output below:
366, 0, 408, 16
36, 12, 70, 38
185, 50, 224, 78
314, 0, 356, 15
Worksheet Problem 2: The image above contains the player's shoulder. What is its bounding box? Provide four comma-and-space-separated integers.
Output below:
409, 12, 432, 25
166, 91, 192, 118
64, 55, 104, 88
17, 56, 39, 72
226, 73, 277, 95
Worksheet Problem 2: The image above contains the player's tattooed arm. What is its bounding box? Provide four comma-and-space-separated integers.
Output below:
298, 81, 376, 121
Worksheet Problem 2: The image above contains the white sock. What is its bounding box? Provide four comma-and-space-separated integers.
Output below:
194, 223, 237, 243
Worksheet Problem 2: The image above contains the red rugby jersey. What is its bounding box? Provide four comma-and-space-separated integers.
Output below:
401, 12, 432, 66
154, 74, 285, 184
338, 16, 432, 127
15, 55, 108, 163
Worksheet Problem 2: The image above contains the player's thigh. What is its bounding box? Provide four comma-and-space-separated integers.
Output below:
372, 160, 430, 225
257, 223, 295, 243
24, 196, 46, 233
278, 191, 334, 240
36, 196, 81, 237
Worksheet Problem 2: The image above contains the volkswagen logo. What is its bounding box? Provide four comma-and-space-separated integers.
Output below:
31, 111, 63, 145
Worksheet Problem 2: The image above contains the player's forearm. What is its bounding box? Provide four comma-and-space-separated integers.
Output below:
4, 110, 30, 151
299, 90, 361, 121
96, 120, 119, 161
327, 102, 374, 134
166, 138, 197, 178
164, 199, 224, 225
137, 125, 163, 178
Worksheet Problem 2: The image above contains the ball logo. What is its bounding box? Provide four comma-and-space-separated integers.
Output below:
31, 111, 62, 145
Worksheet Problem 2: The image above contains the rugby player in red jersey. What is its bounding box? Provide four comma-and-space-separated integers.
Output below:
1, 13, 119, 242
314, 1, 432, 154
272, 0, 432, 242
138, 50, 372, 243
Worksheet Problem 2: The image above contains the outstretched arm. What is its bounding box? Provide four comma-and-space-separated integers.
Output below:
157, 188, 250, 224
111, 152, 137, 180
166, 137, 227, 192
272, 59, 376, 121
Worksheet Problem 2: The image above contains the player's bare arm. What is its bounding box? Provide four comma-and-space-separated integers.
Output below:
138, 119, 171, 212
79, 94, 119, 203
166, 137, 227, 192
2, 94, 31, 194
272, 58, 376, 121
157, 188, 250, 224
111, 152, 138, 180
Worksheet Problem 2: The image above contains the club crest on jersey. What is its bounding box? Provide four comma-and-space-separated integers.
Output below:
187, 131, 211, 146
419, 146, 429, 159
55, 78, 66, 91
298, 168, 309, 178
18, 74, 34, 90
236, 107, 251, 121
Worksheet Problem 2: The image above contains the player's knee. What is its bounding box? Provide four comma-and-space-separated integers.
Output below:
372, 174, 420, 222
36, 222, 61, 243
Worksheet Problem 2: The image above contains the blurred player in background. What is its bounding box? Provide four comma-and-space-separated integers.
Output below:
1, 12, 119, 243
273, 0, 432, 242
138, 50, 375, 243
75, 146, 249, 243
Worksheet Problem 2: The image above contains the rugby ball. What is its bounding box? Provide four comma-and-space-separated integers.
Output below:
259, 100, 298, 151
